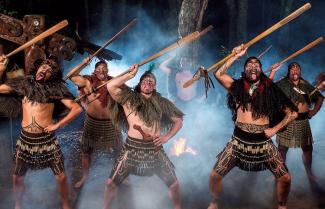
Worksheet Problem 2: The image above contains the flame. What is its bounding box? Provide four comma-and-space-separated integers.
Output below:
170, 137, 198, 157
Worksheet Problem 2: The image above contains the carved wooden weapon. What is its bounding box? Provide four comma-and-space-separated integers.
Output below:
75, 29, 204, 102
64, 18, 137, 80
183, 3, 311, 88
6, 20, 68, 57
266, 37, 323, 74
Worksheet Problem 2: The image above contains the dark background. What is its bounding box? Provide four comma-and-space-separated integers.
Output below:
0, 1, 325, 209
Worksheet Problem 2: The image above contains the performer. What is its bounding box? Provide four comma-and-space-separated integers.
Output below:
208, 45, 298, 209
103, 64, 184, 209
0, 55, 82, 209
69, 58, 122, 188
275, 62, 324, 181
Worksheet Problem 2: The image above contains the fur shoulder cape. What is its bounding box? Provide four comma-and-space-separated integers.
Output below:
108, 86, 184, 133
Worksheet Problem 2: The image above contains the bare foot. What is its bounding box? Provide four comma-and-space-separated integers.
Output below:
74, 176, 87, 189
278, 206, 287, 209
14, 204, 21, 209
207, 202, 218, 209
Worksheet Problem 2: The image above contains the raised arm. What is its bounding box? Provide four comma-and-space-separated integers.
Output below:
214, 44, 247, 91
153, 116, 183, 147
264, 107, 298, 138
44, 99, 82, 133
106, 64, 139, 101
0, 55, 13, 93
0, 55, 8, 78
69, 57, 91, 88
267, 62, 282, 80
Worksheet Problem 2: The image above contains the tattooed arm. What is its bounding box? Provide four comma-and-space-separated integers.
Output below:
214, 44, 247, 91
107, 64, 138, 101
264, 107, 298, 138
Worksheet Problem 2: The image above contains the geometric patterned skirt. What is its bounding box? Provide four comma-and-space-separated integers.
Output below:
81, 114, 122, 154
214, 124, 288, 178
14, 130, 64, 176
109, 136, 177, 187
276, 113, 313, 148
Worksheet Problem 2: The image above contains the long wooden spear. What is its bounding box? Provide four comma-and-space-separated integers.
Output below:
183, 3, 311, 88
264, 37, 323, 73
64, 18, 138, 80
6, 20, 68, 57
75, 26, 213, 102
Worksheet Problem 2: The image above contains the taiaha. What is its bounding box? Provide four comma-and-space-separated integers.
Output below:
257, 45, 272, 59
5, 20, 68, 58
64, 18, 138, 80
183, 3, 311, 88
75, 25, 213, 102
265, 37, 323, 73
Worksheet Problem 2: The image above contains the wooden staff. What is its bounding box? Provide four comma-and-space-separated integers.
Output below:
265, 37, 323, 73
64, 18, 138, 80
183, 3, 311, 88
6, 20, 68, 57
75, 29, 206, 102
308, 85, 321, 97
257, 45, 272, 59
137, 31, 200, 66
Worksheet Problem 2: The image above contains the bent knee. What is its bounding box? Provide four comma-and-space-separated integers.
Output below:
169, 180, 180, 190
106, 178, 117, 188
13, 175, 24, 183
278, 173, 291, 184
210, 171, 222, 181
55, 172, 67, 181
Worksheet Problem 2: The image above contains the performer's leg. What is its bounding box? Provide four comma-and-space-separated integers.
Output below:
13, 156, 28, 209
278, 145, 289, 162
74, 152, 91, 188
208, 170, 223, 209
301, 145, 316, 181
267, 144, 291, 209
168, 180, 182, 209
276, 173, 291, 209
103, 150, 129, 209
55, 171, 71, 209
103, 178, 119, 209
13, 174, 25, 209
208, 143, 236, 209
155, 152, 182, 209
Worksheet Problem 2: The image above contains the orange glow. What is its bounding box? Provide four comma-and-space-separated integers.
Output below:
170, 137, 198, 157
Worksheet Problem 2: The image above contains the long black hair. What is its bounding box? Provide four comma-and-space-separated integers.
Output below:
227, 73, 297, 123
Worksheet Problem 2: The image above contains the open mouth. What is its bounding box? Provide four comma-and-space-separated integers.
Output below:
248, 69, 258, 80
36, 72, 45, 81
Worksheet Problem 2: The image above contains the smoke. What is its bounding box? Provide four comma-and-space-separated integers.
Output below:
1, 1, 325, 209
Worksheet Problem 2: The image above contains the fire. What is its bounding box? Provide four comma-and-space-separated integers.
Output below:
170, 137, 198, 157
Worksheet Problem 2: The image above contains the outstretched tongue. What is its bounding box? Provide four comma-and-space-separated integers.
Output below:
36, 72, 45, 81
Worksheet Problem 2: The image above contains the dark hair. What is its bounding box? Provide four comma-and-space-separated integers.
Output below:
134, 71, 157, 93
286, 62, 301, 78
95, 60, 107, 69
244, 56, 262, 69
33, 57, 63, 82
